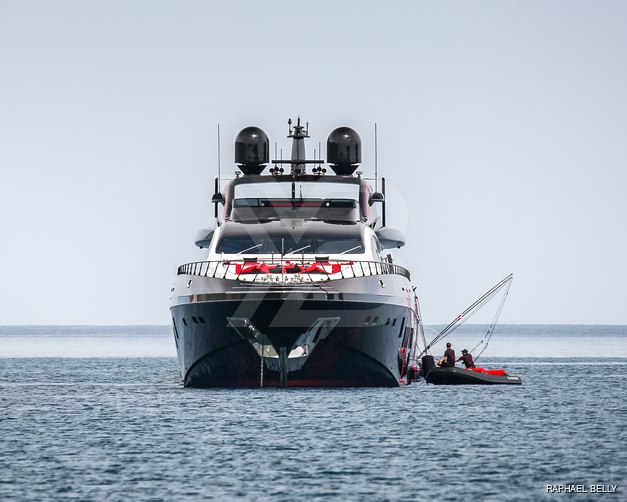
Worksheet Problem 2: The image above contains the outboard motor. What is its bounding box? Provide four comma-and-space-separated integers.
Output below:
421, 355, 436, 377
235, 126, 269, 175
327, 127, 361, 176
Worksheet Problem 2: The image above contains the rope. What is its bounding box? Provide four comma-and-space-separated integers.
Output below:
417, 274, 513, 359
414, 292, 428, 352
399, 290, 424, 384
399, 289, 415, 383
473, 276, 512, 363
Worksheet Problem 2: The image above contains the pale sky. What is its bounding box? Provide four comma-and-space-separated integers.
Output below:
1, 1, 626, 325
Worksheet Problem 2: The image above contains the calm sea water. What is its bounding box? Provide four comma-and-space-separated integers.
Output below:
1, 326, 626, 501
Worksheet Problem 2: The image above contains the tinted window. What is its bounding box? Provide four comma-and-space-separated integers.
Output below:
215, 236, 258, 254
370, 236, 381, 259
316, 238, 364, 254
216, 235, 364, 255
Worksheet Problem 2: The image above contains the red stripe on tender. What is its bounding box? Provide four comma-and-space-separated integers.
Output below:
471, 367, 506, 376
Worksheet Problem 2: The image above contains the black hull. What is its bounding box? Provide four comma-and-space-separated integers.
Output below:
171, 299, 412, 388
425, 367, 522, 385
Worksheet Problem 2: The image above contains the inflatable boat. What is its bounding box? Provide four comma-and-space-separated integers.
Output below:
421, 355, 522, 385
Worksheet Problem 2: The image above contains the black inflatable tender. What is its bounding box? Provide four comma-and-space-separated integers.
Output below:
421, 355, 522, 385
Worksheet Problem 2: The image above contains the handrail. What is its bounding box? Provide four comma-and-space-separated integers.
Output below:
177, 259, 411, 282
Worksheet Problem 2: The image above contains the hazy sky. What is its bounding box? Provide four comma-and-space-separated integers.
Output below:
1, 1, 626, 325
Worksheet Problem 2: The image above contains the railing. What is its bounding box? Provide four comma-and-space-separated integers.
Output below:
177, 259, 411, 282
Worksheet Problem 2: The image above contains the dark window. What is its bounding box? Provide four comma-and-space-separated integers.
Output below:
397, 318, 405, 338
216, 235, 364, 255
172, 319, 179, 349
371, 236, 382, 259
216, 236, 258, 254
315, 238, 363, 254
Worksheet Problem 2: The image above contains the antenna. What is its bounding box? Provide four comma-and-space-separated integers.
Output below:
382, 177, 386, 227
214, 177, 219, 218
217, 123, 221, 191
374, 122, 378, 192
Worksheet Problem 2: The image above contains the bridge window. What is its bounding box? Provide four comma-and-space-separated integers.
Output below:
216, 235, 364, 255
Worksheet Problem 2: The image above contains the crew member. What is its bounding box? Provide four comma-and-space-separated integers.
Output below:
457, 349, 475, 369
437, 342, 456, 367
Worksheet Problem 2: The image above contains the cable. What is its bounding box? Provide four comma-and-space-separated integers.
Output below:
417, 274, 513, 359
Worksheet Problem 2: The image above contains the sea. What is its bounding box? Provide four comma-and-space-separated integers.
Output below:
0, 325, 625, 501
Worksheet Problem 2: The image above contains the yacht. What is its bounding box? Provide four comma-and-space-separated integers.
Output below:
170, 119, 421, 387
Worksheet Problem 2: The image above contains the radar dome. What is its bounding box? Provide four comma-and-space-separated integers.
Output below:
235, 126, 269, 175
327, 127, 361, 176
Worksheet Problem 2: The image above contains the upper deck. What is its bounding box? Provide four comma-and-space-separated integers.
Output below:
221, 174, 380, 225
209, 119, 386, 228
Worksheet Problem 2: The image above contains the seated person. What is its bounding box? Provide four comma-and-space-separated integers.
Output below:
437, 342, 456, 367
457, 349, 475, 369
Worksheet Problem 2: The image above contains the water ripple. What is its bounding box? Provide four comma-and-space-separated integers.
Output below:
1, 356, 626, 500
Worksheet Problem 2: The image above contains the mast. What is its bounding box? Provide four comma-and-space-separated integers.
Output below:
271, 117, 322, 175
288, 117, 308, 175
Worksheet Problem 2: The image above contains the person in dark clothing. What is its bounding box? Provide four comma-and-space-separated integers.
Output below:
438, 342, 456, 367
457, 349, 475, 369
